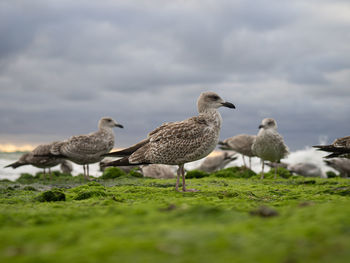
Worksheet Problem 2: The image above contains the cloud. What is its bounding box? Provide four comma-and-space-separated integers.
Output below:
0, 0, 349, 150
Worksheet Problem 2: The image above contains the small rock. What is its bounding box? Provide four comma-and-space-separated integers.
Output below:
250, 205, 279, 217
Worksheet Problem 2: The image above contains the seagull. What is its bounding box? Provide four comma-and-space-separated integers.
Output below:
47, 117, 123, 180
198, 151, 237, 173
218, 134, 256, 168
102, 91, 235, 192
252, 118, 289, 179
142, 164, 176, 179
5, 142, 63, 178
313, 136, 350, 158
324, 158, 350, 177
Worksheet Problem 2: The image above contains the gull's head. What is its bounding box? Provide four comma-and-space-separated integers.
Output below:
99, 117, 124, 129
259, 118, 277, 130
197, 91, 235, 113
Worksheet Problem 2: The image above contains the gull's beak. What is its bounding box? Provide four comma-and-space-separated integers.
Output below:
115, 123, 124, 128
258, 125, 264, 129
221, 101, 235, 109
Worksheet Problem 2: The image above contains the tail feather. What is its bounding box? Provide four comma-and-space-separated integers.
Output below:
103, 139, 149, 157
4, 161, 26, 169
101, 157, 150, 168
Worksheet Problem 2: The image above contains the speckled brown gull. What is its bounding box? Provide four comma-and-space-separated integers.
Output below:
49, 117, 123, 180
251, 118, 289, 179
198, 151, 237, 173
5, 142, 64, 178
219, 134, 256, 168
102, 91, 235, 192
313, 136, 350, 159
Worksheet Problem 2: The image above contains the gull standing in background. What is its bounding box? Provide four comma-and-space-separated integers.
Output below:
218, 134, 256, 169
5, 142, 65, 178
102, 92, 235, 192
252, 118, 289, 179
47, 117, 123, 180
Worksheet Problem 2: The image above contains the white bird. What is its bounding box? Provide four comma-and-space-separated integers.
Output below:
218, 134, 256, 168
102, 91, 235, 192
48, 117, 123, 180
252, 118, 289, 179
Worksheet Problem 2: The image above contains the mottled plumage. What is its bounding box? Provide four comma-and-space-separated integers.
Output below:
50, 117, 123, 179
198, 152, 237, 173
219, 134, 256, 168
313, 136, 350, 158
103, 91, 235, 192
252, 118, 289, 179
5, 142, 64, 177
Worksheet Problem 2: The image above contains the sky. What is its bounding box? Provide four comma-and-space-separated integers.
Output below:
0, 0, 349, 151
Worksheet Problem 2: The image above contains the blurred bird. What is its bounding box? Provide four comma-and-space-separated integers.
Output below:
324, 158, 350, 177
101, 91, 235, 192
43, 117, 123, 180
60, 160, 73, 174
252, 118, 289, 179
266, 162, 325, 178
5, 142, 64, 178
218, 134, 256, 168
198, 151, 237, 173
141, 164, 175, 179
313, 136, 350, 158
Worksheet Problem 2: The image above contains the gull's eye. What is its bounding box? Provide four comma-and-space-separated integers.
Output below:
208, 94, 220, 100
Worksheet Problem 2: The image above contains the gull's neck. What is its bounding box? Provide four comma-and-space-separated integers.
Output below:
199, 108, 222, 129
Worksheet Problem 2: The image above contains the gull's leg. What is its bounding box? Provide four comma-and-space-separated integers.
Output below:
49, 168, 52, 180
260, 160, 265, 179
242, 155, 247, 167
182, 164, 199, 192
175, 165, 181, 192
83, 165, 86, 178
86, 164, 92, 181
43, 168, 46, 180
249, 157, 252, 169
274, 166, 277, 179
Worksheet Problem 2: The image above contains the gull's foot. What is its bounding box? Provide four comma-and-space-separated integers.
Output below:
260, 174, 264, 179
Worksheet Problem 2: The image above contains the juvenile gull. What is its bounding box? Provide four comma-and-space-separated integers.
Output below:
252, 118, 289, 179
5, 142, 64, 178
219, 134, 256, 168
324, 158, 350, 177
198, 151, 237, 173
102, 91, 235, 192
313, 136, 350, 158
48, 117, 123, 180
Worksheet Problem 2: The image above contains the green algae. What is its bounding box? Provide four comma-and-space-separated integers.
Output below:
0, 171, 350, 263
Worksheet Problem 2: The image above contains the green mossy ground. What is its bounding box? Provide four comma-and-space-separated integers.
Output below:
0, 168, 350, 263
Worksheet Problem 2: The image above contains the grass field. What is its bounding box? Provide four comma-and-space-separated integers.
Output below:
0, 168, 350, 263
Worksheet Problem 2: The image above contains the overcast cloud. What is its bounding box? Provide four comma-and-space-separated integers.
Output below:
0, 0, 349, 150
